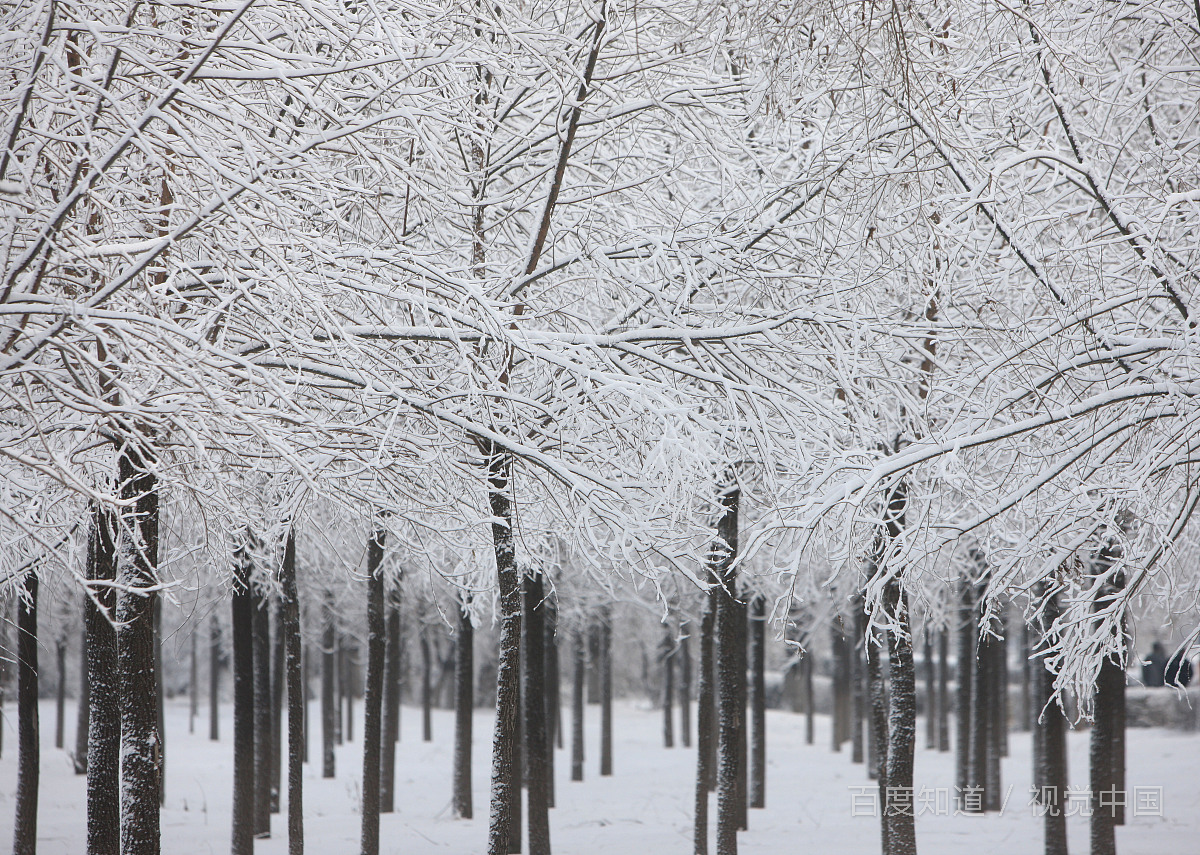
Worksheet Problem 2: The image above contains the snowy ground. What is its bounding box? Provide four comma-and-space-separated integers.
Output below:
1, 697, 1198, 854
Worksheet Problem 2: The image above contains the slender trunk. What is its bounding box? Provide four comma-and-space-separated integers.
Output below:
87, 506, 120, 855
154, 597, 165, 805
334, 633, 343, 746
803, 650, 814, 746
850, 603, 865, 765
831, 619, 848, 752
0, 605, 6, 762
1018, 619, 1032, 732
253, 588, 272, 838
712, 487, 741, 855
523, 572, 552, 855
421, 632, 434, 741
694, 591, 715, 855
748, 596, 765, 809
232, 537, 256, 855
55, 638, 66, 750
360, 528, 387, 855
969, 597, 989, 812
936, 629, 950, 752
116, 445, 161, 855
209, 617, 221, 742
321, 592, 336, 779
345, 640, 355, 743
13, 569, 39, 855
983, 625, 1004, 811
955, 581, 974, 800
1091, 653, 1120, 855
75, 621, 90, 774
923, 630, 936, 750
301, 644, 310, 765
680, 625, 692, 748
381, 590, 402, 814
453, 596, 475, 819
189, 625, 198, 736
599, 606, 613, 777
587, 625, 601, 704
280, 528, 304, 855
570, 630, 585, 783
271, 601, 284, 814
884, 580, 917, 855
662, 628, 675, 748
544, 596, 559, 804
866, 624, 888, 850
486, 449, 523, 855
1033, 582, 1067, 855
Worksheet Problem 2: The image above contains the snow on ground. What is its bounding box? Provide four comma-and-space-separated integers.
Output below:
2, 697, 1198, 854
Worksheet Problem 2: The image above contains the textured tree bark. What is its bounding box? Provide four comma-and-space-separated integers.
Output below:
231, 536, 256, 855
209, 617, 221, 742
253, 587, 272, 838
453, 596, 475, 819
571, 630, 585, 783
154, 597, 165, 805
968, 601, 989, 813
1033, 583, 1067, 855
748, 595, 765, 810
87, 506, 120, 855
544, 595, 559, 803
694, 592, 715, 855
486, 450, 523, 855
75, 621, 90, 774
982, 629, 1002, 812
280, 528, 304, 855
523, 571, 552, 855
116, 444, 161, 855
271, 600, 284, 814
360, 527, 387, 855
679, 625, 692, 748
321, 592, 336, 779
662, 627, 675, 748
866, 624, 888, 852
955, 580, 974, 800
936, 628, 950, 752
1091, 653, 1120, 855
13, 568, 39, 855
712, 487, 741, 855
381, 589, 402, 813
884, 579, 917, 855
599, 605, 613, 778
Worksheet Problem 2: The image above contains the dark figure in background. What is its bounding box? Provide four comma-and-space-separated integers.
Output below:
1142, 642, 1167, 687
1165, 650, 1193, 688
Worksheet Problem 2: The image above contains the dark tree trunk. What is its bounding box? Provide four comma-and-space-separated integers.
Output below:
334, 632, 343, 746
955, 580, 975, 801
55, 637, 66, 750
803, 650, 814, 746
421, 631, 434, 742
271, 600, 284, 814
748, 595, 765, 810
321, 592, 336, 779
485, 450, 523, 855
0, 603, 6, 762
1033, 582, 1067, 855
153, 598, 165, 806
831, 618, 849, 752
968, 596, 989, 813
280, 528, 304, 855
1018, 618, 1032, 732
453, 596, 475, 819
936, 628, 950, 752
210, 616, 221, 742
850, 603, 865, 764
1091, 653, 1121, 855
232, 537, 257, 855
679, 625, 692, 748
587, 624, 601, 704
866, 624, 888, 850
523, 572, 552, 855
599, 605, 613, 778
87, 506, 120, 855
253, 587, 272, 838
116, 444, 161, 855
381, 589, 402, 814
712, 487, 741, 855
694, 591, 715, 855
662, 627, 675, 748
75, 621, 90, 774
544, 595, 559, 802
924, 630, 936, 751
884, 579, 917, 855
571, 630, 585, 782
13, 569, 39, 855
344, 639, 355, 743
360, 527, 387, 855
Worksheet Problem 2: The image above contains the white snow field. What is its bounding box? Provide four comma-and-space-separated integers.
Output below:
2, 697, 1198, 854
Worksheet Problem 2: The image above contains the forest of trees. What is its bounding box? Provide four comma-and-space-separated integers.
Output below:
1, 0, 1198, 853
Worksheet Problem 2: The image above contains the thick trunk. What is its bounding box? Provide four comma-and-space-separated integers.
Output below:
712, 487, 741, 855
599, 606, 613, 778
486, 450, 523, 855
381, 590, 402, 813
748, 596, 765, 809
570, 630, 585, 782
209, 617, 221, 742
523, 572, 552, 855
1033, 583, 1067, 855
13, 569, 39, 855
232, 538, 256, 855
280, 528, 304, 855
453, 597, 475, 818
116, 446, 161, 855
936, 629, 950, 752
360, 528, 387, 855
884, 580, 917, 855
679, 625, 692, 748
87, 506, 120, 855
662, 628, 675, 748
75, 621, 90, 774
271, 601, 284, 814
253, 587, 272, 838
321, 592, 336, 779
1091, 654, 1120, 855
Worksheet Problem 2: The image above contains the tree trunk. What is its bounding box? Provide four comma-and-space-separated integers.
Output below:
360, 527, 387, 855
866, 624, 888, 851
831, 619, 849, 752
523, 571, 552, 855
713, 487, 741, 855
850, 603, 865, 765
924, 630, 936, 751
571, 630, 585, 783
321, 592, 336, 779
13, 568, 39, 855
662, 627, 675, 748
55, 637, 66, 750
486, 449, 523, 855
1033, 582, 1067, 855
189, 625, 197, 737
694, 591, 715, 855
680, 625, 692, 748
280, 528, 304, 855
748, 595, 765, 810
154, 597, 165, 805
210, 616, 221, 742
884, 579, 917, 855
983, 625, 1004, 811
271, 601, 284, 814
936, 628, 950, 752
87, 506, 120, 855
75, 621, 90, 774
421, 632, 434, 742
544, 595, 559, 803
453, 596, 475, 819
116, 445, 161, 855
599, 605, 613, 778
955, 580, 975, 801
344, 639, 355, 743
232, 536, 257, 855
968, 595, 989, 813
803, 650, 814, 746
1091, 652, 1121, 855
381, 589, 402, 814
334, 632, 343, 746
253, 587, 272, 838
